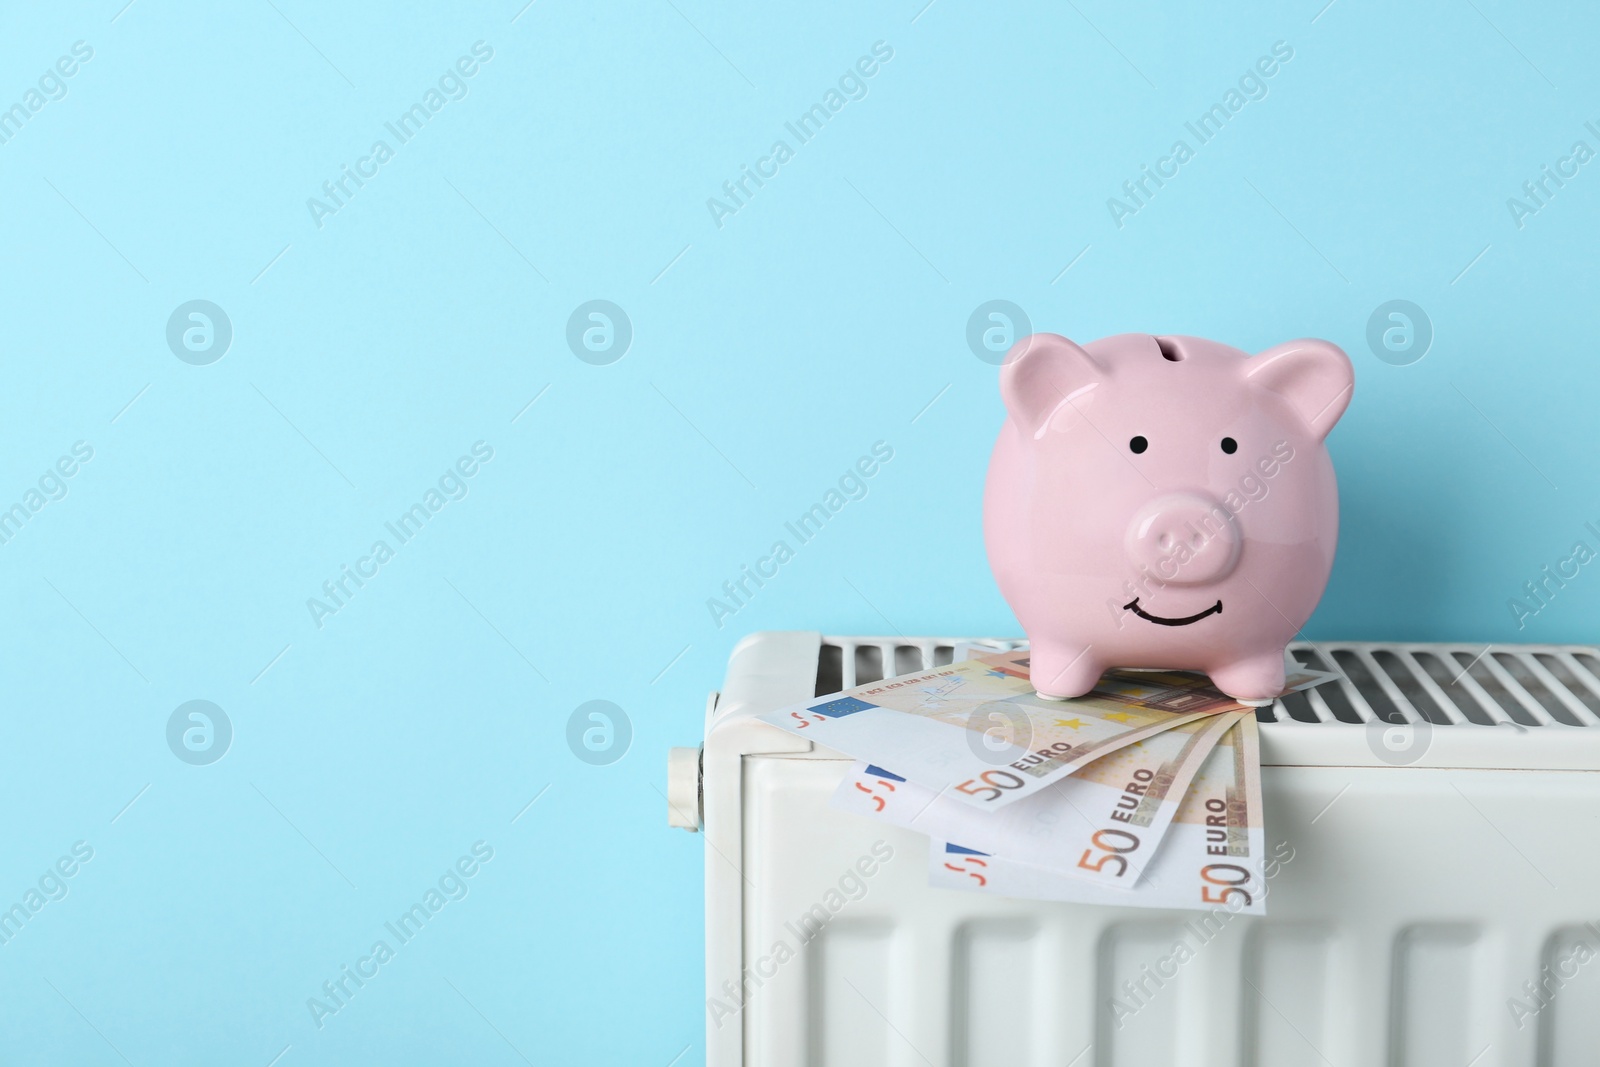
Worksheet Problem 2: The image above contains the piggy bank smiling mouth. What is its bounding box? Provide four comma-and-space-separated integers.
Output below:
1123, 597, 1223, 626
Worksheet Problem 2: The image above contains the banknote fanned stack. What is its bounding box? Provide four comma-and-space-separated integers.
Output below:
759, 648, 1335, 914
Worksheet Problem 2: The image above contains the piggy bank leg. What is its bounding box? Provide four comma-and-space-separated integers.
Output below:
1029, 643, 1103, 701
1208, 650, 1288, 705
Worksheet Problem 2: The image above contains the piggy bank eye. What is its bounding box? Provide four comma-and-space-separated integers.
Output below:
1220, 437, 1238, 454
1129, 436, 1148, 454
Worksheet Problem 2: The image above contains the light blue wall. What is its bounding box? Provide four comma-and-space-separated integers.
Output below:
1, 0, 1594, 1062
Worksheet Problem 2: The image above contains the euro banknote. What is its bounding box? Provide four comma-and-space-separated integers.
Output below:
929, 715, 1273, 913
833, 709, 1247, 887
760, 649, 1255, 810
765, 648, 1335, 811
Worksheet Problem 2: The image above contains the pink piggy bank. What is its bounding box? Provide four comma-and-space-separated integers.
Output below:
984, 332, 1354, 704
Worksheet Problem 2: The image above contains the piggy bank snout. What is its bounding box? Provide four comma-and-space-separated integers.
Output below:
1124, 493, 1240, 585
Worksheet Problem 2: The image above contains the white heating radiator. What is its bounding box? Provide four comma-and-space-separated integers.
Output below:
665, 632, 1600, 1067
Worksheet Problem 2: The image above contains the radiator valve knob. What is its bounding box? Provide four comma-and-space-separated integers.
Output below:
667, 746, 702, 831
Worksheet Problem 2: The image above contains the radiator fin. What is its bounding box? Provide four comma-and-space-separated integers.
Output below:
1540, 925, 1600, 1065
1243, 924, 1332, 1067
951, 920, 1040, 1067
1391, 923, 1483, 1067
1095, 922, 1191, 1067
807, 919, 895, 1067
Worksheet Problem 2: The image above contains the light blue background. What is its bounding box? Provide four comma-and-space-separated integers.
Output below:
1, 0, 1595, 1062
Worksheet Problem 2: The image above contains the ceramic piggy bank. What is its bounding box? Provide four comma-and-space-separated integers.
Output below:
984, 332, 1353, 704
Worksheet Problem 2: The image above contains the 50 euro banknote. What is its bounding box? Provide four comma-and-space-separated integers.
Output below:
760, 649, 1319, 811
833, 709, 1247, 887
929, 715, 1275, 913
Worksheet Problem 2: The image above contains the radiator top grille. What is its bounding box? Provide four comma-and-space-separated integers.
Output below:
816, 638, 1600, 728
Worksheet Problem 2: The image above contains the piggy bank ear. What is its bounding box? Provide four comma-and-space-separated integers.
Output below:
999, 333, 1104, 437
1246, 338, 1354, 441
